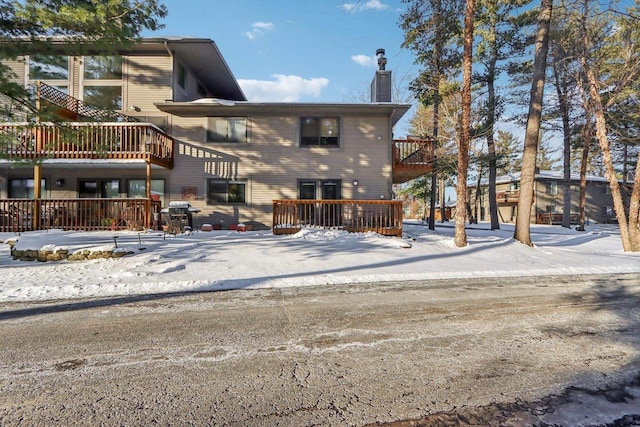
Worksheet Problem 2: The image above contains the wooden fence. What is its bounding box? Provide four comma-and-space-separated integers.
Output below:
273, 200, 403, 236
0, 198, 161, 232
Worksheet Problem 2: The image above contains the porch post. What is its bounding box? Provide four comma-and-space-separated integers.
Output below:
33, 82, 42, 229
145, 160, 151, 228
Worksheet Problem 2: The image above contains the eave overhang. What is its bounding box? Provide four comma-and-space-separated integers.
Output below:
155, 100, 411, 127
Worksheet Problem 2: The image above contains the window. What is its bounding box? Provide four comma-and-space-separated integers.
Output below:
9, 179, 46, 198
546, 204, 557, 213
297, 180, 342, 199
510, 182, 520, 190
79, 179, 120, 198
83, 86, 122, 110
29, 55, 69, 80
177, 63, 186, 89
603, 206, 614, 216
300, 117, 339, 147
82, 55, 123, 111
28, 55, 69, 95
127, 179, 165, 204
207, 179, 246, 204
83, 56, 122, 80
546, 181, 557, 195
206, 117, 247, 143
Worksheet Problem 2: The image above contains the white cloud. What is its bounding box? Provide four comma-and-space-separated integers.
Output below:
340, 0, 389, 13
238, 74, 330, 102
351, 54, 377, 68
245, 21, 275, 40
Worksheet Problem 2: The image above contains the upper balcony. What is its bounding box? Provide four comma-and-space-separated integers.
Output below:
0, 122, 174, 169
392, 138, 435, 184
496, 190, 520, 205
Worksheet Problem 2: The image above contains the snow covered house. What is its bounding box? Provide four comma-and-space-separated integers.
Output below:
0, 38, 433, 235
468, 170, 631, 225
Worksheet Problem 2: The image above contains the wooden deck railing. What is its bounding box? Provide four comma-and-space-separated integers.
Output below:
536, 213, 580, 225
0, 198, 161, 232
392, 138, 434, 183
0, 122, 174, 169
273, 199, 403, 236
496, 190, 520, 204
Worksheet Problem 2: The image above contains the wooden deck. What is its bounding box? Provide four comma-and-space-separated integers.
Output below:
0, 122, 174, 169
496, 190, 520, 205
392, 138, 435, 184
273, 199, 404, 236
0, 198, 161, 232
536, 213, 580, 225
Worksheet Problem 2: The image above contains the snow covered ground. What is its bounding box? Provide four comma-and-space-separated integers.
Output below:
1, 221, 639, 303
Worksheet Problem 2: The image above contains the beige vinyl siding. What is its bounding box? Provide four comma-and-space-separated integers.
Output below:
126, 55, 172, 113
4, 58, 26, 85
168, 113, 393, 227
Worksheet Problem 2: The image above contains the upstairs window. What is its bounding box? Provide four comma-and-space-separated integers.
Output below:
206, 117, 247, 143
29, 55, 69, 80
177, 63, 186, 89
82, 55, 123, 111
546, 181, 557, 195
83, 56, 122, 80
300, 117, 339, 147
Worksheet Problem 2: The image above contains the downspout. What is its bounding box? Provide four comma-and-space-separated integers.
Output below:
164, 41, 174, 98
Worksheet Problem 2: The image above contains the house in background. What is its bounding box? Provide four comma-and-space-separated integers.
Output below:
468, 170, 629, 225
0, 38, 433, 234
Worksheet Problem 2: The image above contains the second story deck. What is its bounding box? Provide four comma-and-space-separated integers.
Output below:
392, 138, 435, 183
0, 122, 174, 169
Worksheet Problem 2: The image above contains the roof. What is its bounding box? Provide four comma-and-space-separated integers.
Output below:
474, 170, 629, 187
133, 38, 246, 101
155, 99, 411, 127
10, 36, 247, 102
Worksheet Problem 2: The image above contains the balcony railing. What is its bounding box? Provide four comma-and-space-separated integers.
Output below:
0, 198, 161, 232
0, 122, 174, 169
496, 190, 520, 204
536, 213, 580, 225
273, 199, 403, 236
392, 138, 434, 183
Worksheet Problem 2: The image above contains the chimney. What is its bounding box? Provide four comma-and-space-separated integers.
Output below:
371, 48, 392, 103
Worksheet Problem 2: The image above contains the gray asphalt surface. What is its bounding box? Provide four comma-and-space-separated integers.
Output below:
1, 273, 640, 426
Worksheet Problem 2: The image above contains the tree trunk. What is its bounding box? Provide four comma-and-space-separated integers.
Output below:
429, 0, 443, 232
552, 52, 572, 229
454, 0, 477, 248
487, 22, 500, 230
577, 123, 590, 231
514, 0, 553, 246
578, 4, 637, 251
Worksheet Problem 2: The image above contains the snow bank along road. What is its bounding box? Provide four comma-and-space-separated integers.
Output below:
1, 273, 640, 426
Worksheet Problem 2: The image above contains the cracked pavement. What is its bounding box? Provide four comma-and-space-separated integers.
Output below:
1, 273, 640, 426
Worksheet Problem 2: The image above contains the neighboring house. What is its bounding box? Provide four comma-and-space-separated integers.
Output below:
468, 170, 630, 225
0, 38, 433, 234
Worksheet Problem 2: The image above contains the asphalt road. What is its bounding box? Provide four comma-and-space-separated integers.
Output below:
1, 273, 640, 426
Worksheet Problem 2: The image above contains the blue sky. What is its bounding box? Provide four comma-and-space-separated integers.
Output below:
142, 0, 417, 105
